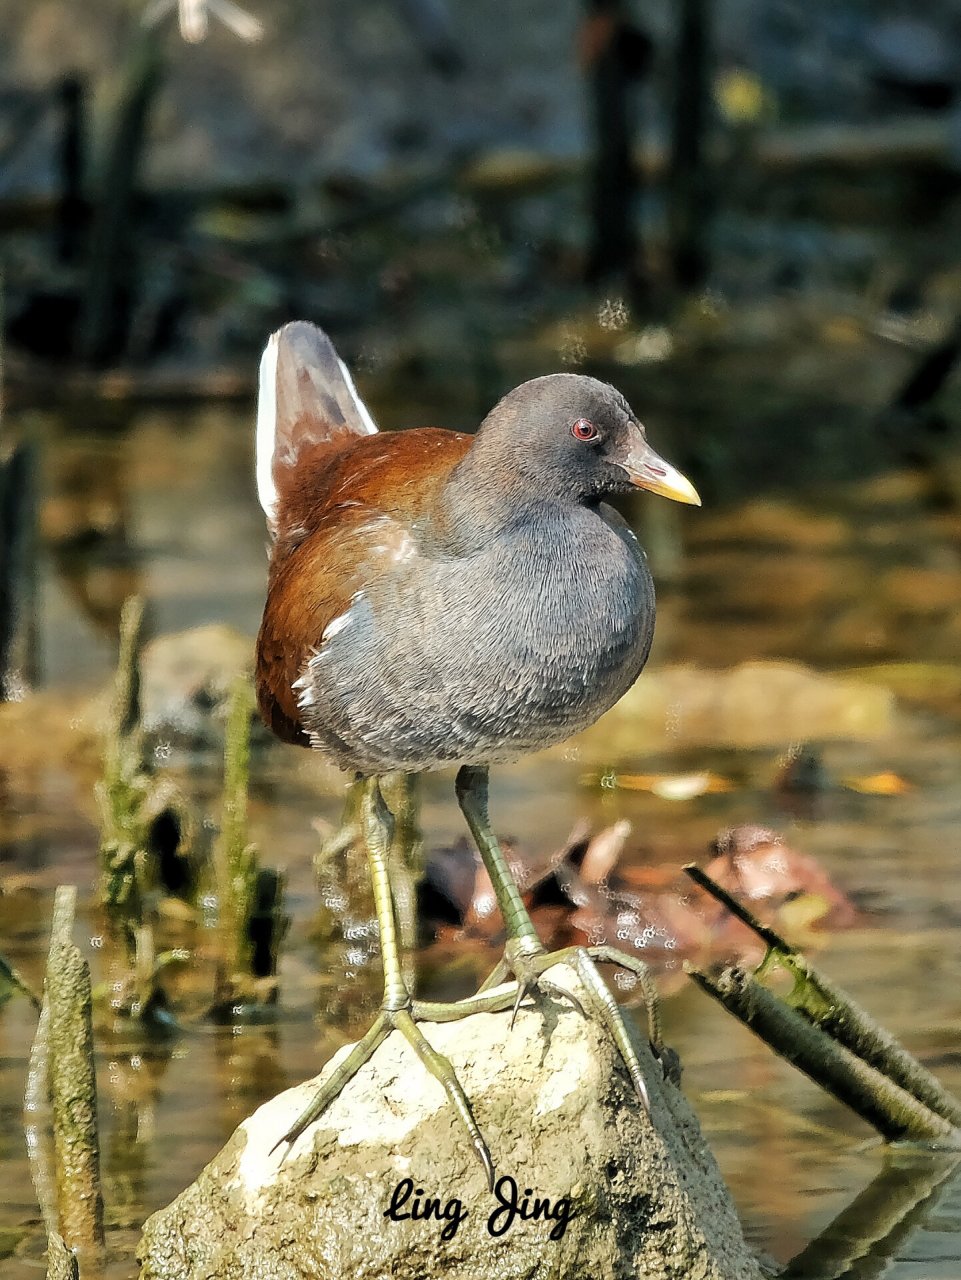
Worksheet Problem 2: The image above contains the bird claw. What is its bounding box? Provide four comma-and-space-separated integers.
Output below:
582, 944, 664, 1052
488, 941, 671, 1114
270, 1003, 497, 1190
538, 978, 587, 1020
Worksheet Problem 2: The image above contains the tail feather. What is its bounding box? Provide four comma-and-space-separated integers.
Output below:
256, 321, 377, 532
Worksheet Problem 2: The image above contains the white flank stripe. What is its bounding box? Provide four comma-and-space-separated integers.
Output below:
323, 612, 351, 640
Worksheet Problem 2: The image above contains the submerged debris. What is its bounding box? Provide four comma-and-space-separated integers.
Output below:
703, 824, 858, 940
420, 818, 856, 976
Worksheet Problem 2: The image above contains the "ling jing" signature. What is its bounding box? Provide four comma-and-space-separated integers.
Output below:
384, 1175, 577, 1241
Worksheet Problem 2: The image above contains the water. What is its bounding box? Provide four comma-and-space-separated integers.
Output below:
2, 403, 961, 1277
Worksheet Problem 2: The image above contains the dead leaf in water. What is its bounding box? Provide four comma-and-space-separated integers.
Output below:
703, 824, 858, 936
600, 772, 735, 800
778, 893, 833, 933
576, 821, 632, 884
841, 770, 912, 795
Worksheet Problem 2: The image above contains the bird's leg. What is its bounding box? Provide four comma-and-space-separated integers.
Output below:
380, 771, 423, 991
315, 773, 365, 871
455, 763, 666, 1111
316, 773, 418, 989
275, 776, 518, 1187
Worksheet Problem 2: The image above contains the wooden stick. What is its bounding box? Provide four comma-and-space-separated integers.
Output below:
891, 312, 961, 414
98, 595, 147, 937
109, 595, 144, 749
668, 0, 713, 287
214, 675, 257, 986
0, 436, 40, 699
684, 864, 961, 1128
45, 1231, 80, 1280
786, 961, 961, 1130
46, 889, 106, 1272
25, 976, 56, 1238
76, 31, 163, 367
1, 950, 41, 1009
688, 964, 960, 1147
684, 862, 788, 951
26, 887, 106, 1274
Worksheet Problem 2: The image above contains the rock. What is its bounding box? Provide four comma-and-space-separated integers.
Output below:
847, 661, 961, 708
575, 660, 894, 757
139, 965, 763, 1280
139, 625, 254, 737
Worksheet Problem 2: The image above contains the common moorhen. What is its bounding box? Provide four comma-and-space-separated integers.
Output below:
255, 322, 699, 1185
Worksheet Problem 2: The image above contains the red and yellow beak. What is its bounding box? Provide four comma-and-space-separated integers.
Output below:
619, 429, 701, 506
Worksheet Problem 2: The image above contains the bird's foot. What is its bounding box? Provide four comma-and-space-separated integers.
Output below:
479, 940, 668, 1111
272, 983, 522, 1189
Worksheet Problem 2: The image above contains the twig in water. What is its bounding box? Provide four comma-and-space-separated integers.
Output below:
685, 864, 961, 1146
0, 951, 41, 1010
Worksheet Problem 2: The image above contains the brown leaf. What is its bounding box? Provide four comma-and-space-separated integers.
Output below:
578, 820, 632, 885
704, 824, 857, 930
615, 772, 735, 800
842, 770, 912, 795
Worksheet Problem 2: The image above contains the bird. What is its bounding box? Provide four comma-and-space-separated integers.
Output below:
254, 321, 700, 1186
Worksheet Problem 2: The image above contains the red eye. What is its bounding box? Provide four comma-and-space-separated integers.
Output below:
571, 418, 598, 441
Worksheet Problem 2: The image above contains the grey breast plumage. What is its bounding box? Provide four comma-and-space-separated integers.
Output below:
296, 501, 655, 773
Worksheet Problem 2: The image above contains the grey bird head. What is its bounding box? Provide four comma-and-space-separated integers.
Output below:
472, 373, 700, 506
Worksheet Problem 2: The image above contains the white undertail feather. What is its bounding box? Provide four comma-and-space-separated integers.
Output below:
255, 329, 280, 525
336, 356, 378, 435
255, 323, 379, 534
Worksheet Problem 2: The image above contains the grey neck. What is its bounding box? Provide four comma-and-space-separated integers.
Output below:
436, 434, 593, 554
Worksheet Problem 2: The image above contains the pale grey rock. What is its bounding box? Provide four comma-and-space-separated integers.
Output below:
139, 965, 764, 1280
139, 624, 253, 736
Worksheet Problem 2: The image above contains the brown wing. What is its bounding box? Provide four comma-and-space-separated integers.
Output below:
256, 428, 472, 747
